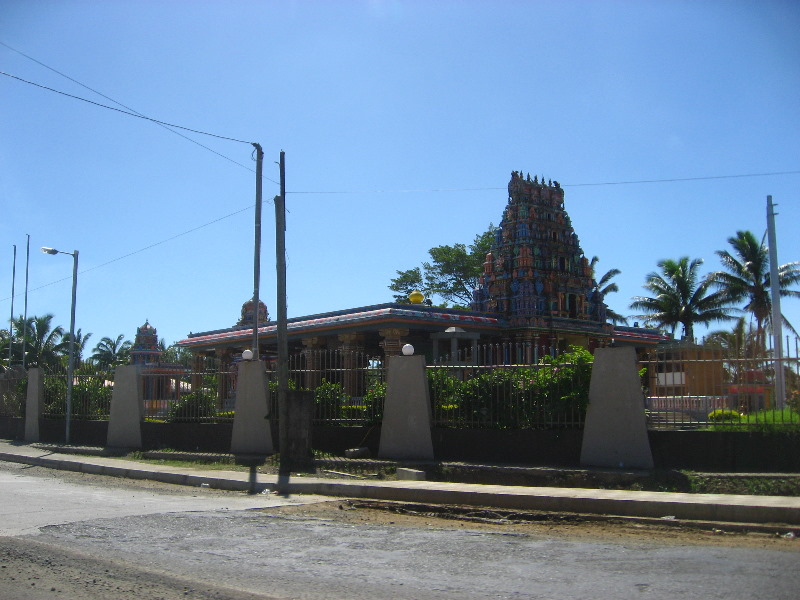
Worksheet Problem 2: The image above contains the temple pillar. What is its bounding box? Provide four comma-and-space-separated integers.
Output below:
301, 337, 325, 390
338, 333, 366, 398
191, 352, 205, 394
515, 332, 535, 364
216, 347, 233, 410
379, 328, 409, 357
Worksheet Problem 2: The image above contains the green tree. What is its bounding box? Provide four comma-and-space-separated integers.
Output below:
91, 334, 132, 368
162, 342, 193, 366
60, 328, 93, 367
630, 257, 732, 341
12, 314, 65, 369
388, 267, 426, 303
704, 317, 762, 359
712, 230, 800, 344
389, 225, 495, 307
589, 256, 628, 325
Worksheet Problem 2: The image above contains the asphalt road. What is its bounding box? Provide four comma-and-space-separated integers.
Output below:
1, 461, 799, 600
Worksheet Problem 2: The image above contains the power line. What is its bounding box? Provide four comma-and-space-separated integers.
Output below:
289, 170, 800, 195
564, 170, 800, 187
0, 204, 255, 302
1, 69, 253, 144
0, 40, 281, 183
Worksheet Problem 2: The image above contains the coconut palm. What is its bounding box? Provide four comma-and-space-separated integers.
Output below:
712, 230, 800, 344
11, 314, 65, 369
60, 329, 93, 367
91, 334, 132, 368
704, 318, 771, 385
630, 257, 733, 341
589, 256, 628, 325
705, 317, 765, 359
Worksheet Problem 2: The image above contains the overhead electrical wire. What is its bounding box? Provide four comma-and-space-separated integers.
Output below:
1, 204, 254, 301
1, 70, 254, 144
289, 170, 800, 195
0, 40, 270, 179
2, 43, 799, 303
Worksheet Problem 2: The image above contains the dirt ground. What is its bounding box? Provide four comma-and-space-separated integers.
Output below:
261, 498, 800, 551
1, 467, 797, 600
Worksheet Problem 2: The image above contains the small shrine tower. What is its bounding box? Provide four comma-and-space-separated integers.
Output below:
471, 171, 611, 352
237, 299, 269, 329
130, 320, 161, 365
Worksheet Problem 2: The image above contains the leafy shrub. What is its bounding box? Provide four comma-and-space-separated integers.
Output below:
708, 409, 742, 422
532, 346, 593, 418
428, 368, 462, 408
41, 368, 113, 419
0, 375, 26, 418
427, 346, 593, 429
362, 381, 386, 424
167, 392, 217, 422
71, 377, 113, 418
313, 380, 345, 420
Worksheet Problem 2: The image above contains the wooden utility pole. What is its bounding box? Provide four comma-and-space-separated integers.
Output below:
251, 143, 264, 356
8, 245, 16, 365
767, 195, 786, 409
275, 151, 290, 469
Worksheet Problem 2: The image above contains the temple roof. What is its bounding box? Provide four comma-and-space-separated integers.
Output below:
177, 303, 502, 349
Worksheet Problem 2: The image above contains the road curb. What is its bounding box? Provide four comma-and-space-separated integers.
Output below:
3, 449, 800, 526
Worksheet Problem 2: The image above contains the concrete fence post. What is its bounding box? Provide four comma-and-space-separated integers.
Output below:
230, 359, 273, 455
107, 365, 144, 449
378, 354, 434, 461
24, 367, 44, 442
581, 346, 654, 469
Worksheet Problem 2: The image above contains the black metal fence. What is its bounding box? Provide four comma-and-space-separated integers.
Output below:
285, 350, 385, 425
429, 344, 592, 429
29, 342, 800, 432
0, 367, 27, 418
641, 348, 800, 430
41, 363, 114, 420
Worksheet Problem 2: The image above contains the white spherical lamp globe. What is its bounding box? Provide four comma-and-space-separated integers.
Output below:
242, 349, 254, 361
401, 343, 414, 356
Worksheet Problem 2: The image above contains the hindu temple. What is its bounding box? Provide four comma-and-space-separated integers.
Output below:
470, 171, 612, 354
177, 172, 666, 364
130, 320, 187, 404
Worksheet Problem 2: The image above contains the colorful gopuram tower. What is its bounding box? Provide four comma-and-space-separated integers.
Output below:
236, 299, 269, 329
471, 171, 611, 352
130, 320, 161, 365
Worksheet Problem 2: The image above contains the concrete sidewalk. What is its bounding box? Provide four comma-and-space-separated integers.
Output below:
2, 439, 799, 526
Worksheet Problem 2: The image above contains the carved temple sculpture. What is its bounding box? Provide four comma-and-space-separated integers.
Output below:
471, 171, 611, 353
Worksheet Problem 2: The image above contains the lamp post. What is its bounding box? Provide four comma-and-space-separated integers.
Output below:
41, 246, 78, 444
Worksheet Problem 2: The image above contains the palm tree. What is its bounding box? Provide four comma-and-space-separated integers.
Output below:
705, 317, 764, 359
712, 230, 800, 345
91, 335, 132, 368
630, 257, 732, 341
60, 329, 93, 367
589, 256, 628, 325
704, 317, 770, 386
12, 314, 65, 369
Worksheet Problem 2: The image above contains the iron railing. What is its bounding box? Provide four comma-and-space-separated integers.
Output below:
282, 350, 385, 425
41, 363, 114, 420
428, 365, 588, 429
30, 341, 799, 432
0, 367, 27, 418
142, 355, 235, 423
641, 347, 800, 429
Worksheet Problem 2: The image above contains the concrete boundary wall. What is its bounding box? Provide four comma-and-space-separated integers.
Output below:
230, 359, 273, 455
378, 355, 434, 461
106, 365, 144, 449
24, 368, 44, 442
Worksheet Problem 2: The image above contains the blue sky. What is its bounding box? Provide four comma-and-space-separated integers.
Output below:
1, 0, 799, 352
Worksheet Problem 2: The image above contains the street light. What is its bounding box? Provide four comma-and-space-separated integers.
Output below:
41, 246, 78, 444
